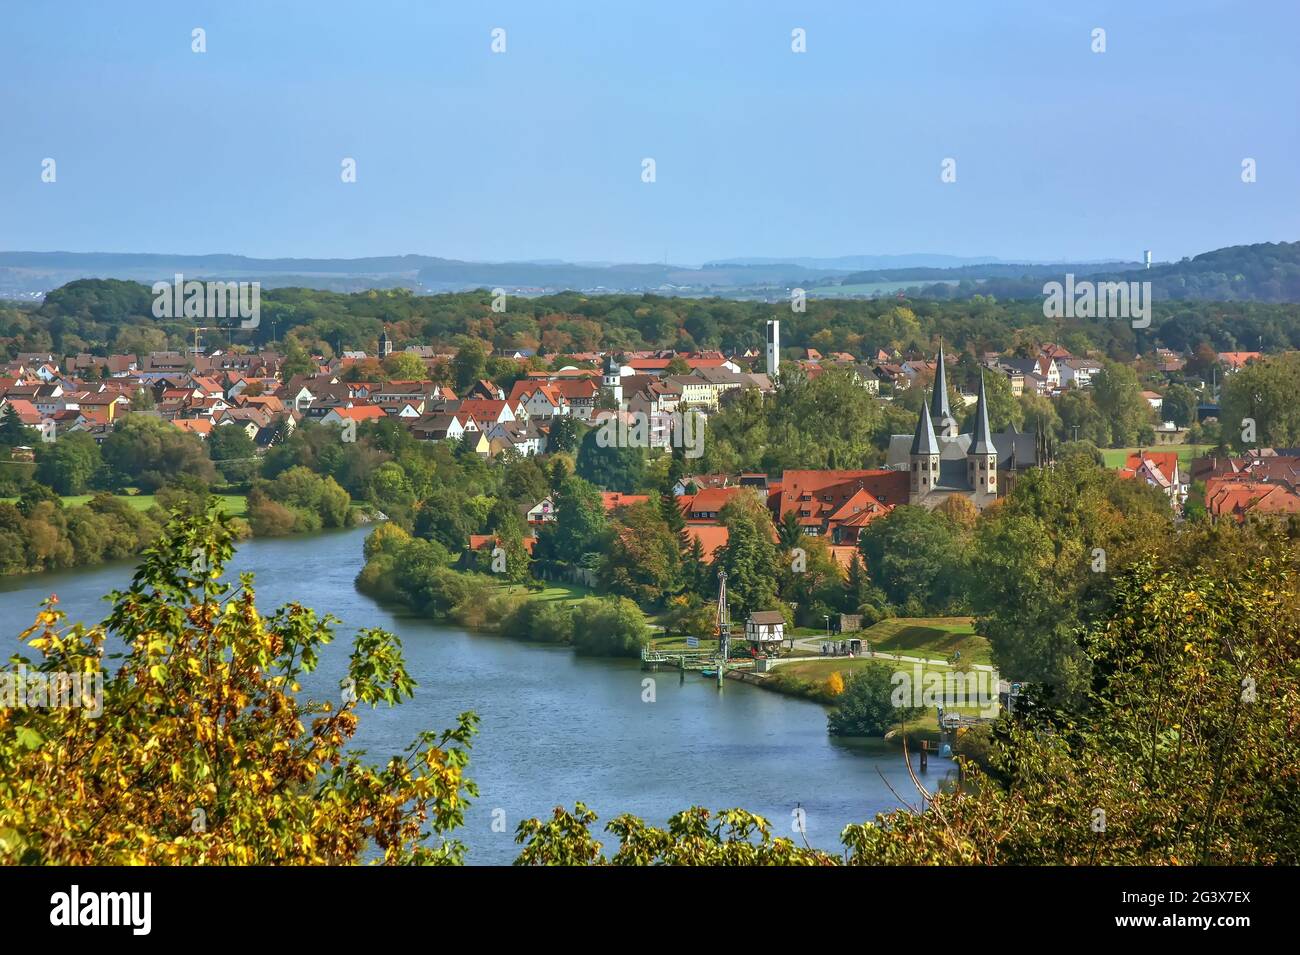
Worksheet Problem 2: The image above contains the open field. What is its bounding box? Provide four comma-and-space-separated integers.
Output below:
1101, 444, 1212, 469
2, 492, 249, 517
860, 617, 992, 666
808, 279, 961, 297
488, 579, 594, 608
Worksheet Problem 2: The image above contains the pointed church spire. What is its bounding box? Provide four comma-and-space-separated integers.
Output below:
911, 391, 940, 455
929, 342, 952, 425
969, 371, 996, 455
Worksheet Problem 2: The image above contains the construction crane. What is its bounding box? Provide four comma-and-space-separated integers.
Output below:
714, 570, 730, 689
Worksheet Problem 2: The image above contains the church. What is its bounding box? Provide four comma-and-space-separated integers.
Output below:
886, 347, 1051, 508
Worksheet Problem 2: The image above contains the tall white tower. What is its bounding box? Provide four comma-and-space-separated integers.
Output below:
1143, 250, 1152, 270
602, 353, 623, 406
765, 319, 780, 378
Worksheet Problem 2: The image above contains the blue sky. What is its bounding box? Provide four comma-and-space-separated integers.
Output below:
1, 0, 1297, 264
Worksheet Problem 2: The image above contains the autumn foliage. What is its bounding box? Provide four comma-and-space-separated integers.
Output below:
0, 503, 477, 864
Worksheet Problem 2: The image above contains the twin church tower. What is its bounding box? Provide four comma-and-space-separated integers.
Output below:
893, 345, 1011, 509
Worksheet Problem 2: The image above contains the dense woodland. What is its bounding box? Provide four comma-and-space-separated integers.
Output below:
7, 273, 1300, 364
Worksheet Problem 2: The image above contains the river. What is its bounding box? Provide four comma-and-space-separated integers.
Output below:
0, 527, 949, 864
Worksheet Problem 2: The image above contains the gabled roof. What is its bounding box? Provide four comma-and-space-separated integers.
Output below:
330, 405, 388, 421
682, 524, 728, 563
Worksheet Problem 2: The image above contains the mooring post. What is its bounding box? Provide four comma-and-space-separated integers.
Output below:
920, 739, 929, 772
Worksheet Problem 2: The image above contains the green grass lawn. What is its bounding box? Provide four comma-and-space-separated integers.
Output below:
650, 634, 721, 653
763, 656, 988, 741
1101, 444, 1212, 469
489, 579, 594, 607
860, 616, 993, 666
2, 492, 248, 517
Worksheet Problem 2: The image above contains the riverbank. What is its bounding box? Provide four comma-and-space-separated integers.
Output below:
0, 489, 376, 578
0, 524, 940, 862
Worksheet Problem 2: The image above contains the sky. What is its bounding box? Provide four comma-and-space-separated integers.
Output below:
1, 0, 1297, 265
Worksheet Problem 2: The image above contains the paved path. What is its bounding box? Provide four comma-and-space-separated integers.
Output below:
778, 637, 995, 672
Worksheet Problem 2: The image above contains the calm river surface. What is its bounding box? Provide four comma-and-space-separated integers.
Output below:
0, 527, 948, 864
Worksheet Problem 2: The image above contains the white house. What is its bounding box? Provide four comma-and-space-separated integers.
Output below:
744, 610, 785, 649
1058, 358, 1101, 389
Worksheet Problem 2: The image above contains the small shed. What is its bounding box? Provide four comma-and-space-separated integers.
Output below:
745, 610, 785, 648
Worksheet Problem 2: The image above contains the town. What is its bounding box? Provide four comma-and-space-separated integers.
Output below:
2, 308, 1291, 531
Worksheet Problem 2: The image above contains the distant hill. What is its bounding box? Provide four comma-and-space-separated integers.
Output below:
2, 241, 1297, 302
880, 242, 1300, 303
707, 253, 1004, 270
1126, 241, 1300, 301
837, 260, 1140, 285
0, 250, 845, 299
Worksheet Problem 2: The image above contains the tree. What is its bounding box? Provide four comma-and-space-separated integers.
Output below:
35, 432, 103, 494
207, 424, 259, 483
960, 371, 1021, 433
515, 804, 836, 865
576, 426, 645, 492
970, 455, 1173, 703
279, 337, 316, 382
827, 665, 924, 737
715, 491, 779, 618
1055, 390, 1110, 447
102, 415, 216, 491
0, 404, 33, 449
248, 466, 351, 535
776, 509, 803, 550
601, 501, 682, 604
858, 505, 967, 614
569, 596, 650, 657
452, 339, 487, 392
382, 351, 427, 381
1161, 382, 1199, 428
1221, 353, 1300, 450
131, 386, 155, 411
0, 505, 478, 864
548, 415, 579, 454
839, 522, 1300, 865
1092, 361, 1151, 447
540, 474, 607, 566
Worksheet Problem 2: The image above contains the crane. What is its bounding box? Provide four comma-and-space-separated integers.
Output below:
714, 569, 730, 688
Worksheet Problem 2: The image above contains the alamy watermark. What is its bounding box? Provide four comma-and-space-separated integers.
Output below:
2, 666, 104, 718
152, 273, 260, 328
890, 663, 1000, 719
595, 410, 705, 459
1042, 274, 1150, 329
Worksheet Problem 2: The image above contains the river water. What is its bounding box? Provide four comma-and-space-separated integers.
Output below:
0, 526, 948, 864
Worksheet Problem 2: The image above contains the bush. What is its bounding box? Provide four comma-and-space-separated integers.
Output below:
500, 599, 575, 645
247, 494, 298, 536
827, 665, 924, 737
451, 587, 523, 630
570, 597, 650, 657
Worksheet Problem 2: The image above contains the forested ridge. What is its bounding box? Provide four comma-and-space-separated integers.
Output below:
5, 270, 1300, 364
